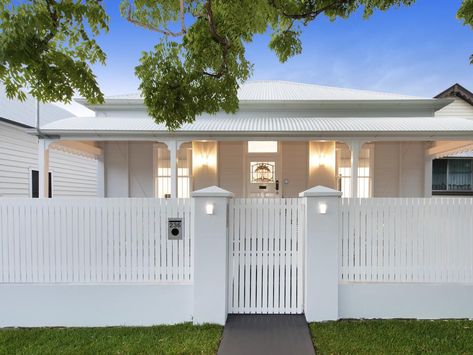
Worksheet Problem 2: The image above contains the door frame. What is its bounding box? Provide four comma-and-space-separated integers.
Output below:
243, 141, 283, 197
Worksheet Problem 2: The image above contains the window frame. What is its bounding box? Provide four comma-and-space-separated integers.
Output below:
30, 168, 52, 198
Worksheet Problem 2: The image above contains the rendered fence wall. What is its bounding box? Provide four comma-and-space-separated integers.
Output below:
340, 198, 473, 283
0, 198, 192, 284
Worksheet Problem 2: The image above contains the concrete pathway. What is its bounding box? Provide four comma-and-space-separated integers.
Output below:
217, 314, 315, 355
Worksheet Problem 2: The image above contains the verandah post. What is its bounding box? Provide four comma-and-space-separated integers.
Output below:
192, 186, 233, 325
300, 185, 342, 322
38, 138, 51, 198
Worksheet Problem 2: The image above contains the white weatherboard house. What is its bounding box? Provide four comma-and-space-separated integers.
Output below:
0, 90, 99, 198
35, 80, 473, 199
1, 80, 473, 327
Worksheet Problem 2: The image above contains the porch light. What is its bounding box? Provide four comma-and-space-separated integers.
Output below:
206, 203, 214, 215
318, 202, 328, 214
196, 153, 210, 167
311, 154, 331, 167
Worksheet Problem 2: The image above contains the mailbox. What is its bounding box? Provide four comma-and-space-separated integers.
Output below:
168, 218, 183, 240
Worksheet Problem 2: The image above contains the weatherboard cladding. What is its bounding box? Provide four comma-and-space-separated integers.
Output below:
0, 121, 98, 198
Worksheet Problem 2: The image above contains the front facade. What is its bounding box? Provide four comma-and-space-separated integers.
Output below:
3, 81, 473, 327
36, 81, 473, 200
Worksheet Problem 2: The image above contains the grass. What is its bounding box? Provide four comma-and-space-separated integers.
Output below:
0, 323, 223, 355
311, 319, 473, 354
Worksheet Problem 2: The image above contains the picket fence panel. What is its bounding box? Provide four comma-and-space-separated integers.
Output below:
0, 198, 192, 283
228, 198, 304, 314
340, 198, 473, 283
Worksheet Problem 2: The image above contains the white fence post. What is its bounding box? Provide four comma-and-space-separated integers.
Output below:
300, 185, 342, 322
192, 186, 233, 325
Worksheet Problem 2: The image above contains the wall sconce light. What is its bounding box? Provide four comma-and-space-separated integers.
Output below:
195, 153, 209, 167
206, 203, 214, 215
318, 202, 328, 214
202, 154, 210, 167
311, 154, 331, 167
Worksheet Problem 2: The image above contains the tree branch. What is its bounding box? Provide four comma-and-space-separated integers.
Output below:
269, 0, 347, 21
202, 0, 231, 78
126, 0, 187, 37
43, 0, 59, 43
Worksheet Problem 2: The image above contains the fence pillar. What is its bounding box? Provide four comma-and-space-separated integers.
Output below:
192, 186, 233, 325
300, 185, 342, 322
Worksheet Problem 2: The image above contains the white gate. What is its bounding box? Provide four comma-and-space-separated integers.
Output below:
228, 198, 305, 314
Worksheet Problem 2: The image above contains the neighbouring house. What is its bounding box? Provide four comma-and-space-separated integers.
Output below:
433, 84, 473, 195
35, 80, 473, 199
0, 89, 100, 198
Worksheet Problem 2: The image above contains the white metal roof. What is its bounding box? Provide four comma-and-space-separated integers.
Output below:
89, 80, 426, 103
236, 80, 425, 101
40, 113, 473, 138
0, 87, 76, 127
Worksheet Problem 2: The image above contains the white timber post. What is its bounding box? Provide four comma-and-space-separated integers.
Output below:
347, 141, 363, 198
165, 140, 184, 198
300, 185, 342, 322
424, 152, 433, 198
38, 138, 51, 198
192, 186, 233, 325
97, 151, 105, 198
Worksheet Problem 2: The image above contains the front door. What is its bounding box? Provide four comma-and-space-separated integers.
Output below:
245, 154, 281, 197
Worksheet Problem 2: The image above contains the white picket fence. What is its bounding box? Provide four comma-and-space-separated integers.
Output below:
228, 198, 304, 314
0, 198, 192, 283
340, 198, 473, 283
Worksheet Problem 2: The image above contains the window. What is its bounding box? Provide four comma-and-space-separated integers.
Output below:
432, 159, 447, 191
177, 143, 192, 198
336, 145, 373, 198
433, 158, 473, 193
31, 170, 52, 198
153, 143, 192, 198
248, 141, 278, 153
250, 162, 275, 184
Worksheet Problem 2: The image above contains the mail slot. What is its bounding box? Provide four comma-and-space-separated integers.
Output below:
168, 218, 183, 240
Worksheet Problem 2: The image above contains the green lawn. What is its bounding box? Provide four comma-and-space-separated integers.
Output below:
0, 323, 223, 355
311, 319, 473, 354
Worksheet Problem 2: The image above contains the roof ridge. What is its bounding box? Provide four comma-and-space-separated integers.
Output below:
97, 80, 427, 102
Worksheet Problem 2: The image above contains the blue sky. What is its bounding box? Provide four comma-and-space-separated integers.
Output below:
92, 0, 471, 98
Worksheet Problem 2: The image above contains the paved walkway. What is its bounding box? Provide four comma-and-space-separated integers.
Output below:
217, 314, 315, 355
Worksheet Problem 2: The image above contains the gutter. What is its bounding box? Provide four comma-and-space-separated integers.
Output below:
0, 116, 33, 129
34, 129, 473, 141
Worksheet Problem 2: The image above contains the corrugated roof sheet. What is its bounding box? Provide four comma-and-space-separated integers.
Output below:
0, 87, 75, 127
41, 113, 473, 135
102, 80, 424, 102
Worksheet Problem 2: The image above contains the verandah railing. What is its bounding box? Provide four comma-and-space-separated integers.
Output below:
340, 198, 473, 283
0, 198, 192, 283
